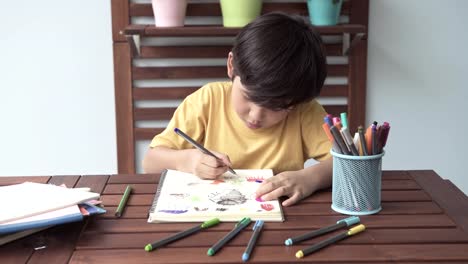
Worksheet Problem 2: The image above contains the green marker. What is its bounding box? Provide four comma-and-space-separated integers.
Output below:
340, 112, 348, 128
115, 185, 132, 217
207, 217, 251, 256
145, 218, 220, 252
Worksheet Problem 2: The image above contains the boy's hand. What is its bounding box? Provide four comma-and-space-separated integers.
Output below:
255, 170, 315, 207
183, 149, 233, 180
255, 158, 332, 207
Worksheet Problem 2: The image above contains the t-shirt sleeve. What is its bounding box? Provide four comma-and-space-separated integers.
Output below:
300, 101, 332, 161
149, 88, 208, 150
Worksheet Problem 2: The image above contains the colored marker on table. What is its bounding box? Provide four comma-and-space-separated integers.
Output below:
115, 185, 132, 217
145, 218, 220, 252
242, 220, 264, 262
285, 216, 359, 246
208, 217, 251, 256
174, 127, 236, 175
295, 224, 366, 259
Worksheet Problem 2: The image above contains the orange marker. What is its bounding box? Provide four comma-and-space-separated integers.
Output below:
322, 123, 342, 154
365, 125, 373, 155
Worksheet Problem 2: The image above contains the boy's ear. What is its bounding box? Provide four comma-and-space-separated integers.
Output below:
227, 52, 234, 79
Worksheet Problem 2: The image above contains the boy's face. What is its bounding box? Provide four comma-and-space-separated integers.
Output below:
231, 76, 290, 130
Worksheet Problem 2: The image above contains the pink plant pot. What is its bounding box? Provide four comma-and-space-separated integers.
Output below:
152, 0, 187, 27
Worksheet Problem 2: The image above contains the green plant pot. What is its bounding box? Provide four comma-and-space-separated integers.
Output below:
220, 0, 263, 28
307, 0, 343, 26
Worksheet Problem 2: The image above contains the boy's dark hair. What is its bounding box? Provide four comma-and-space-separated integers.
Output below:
231, 12, 327, 110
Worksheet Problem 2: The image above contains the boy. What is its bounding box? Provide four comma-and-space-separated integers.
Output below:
143, 12, 333, 207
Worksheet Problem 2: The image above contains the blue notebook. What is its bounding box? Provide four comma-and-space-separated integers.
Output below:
0, 205, 83, 235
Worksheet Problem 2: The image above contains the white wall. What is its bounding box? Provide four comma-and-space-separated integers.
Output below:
0, 1, 116, 176
1, 0, 467, 196
368, 0, 468, 194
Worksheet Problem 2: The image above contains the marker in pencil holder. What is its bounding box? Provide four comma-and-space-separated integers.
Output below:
330, 150, 384, 215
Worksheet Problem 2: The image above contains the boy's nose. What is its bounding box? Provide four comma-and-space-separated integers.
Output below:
248, 105, 264, 122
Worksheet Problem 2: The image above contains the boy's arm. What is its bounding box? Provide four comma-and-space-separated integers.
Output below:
302, 157, 333, 194
142, 146, 189, 174
255, 157, 333, 207
142, 146, 232, 179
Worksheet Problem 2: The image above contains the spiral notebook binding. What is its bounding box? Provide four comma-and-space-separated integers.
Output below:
148, 169, 167, 220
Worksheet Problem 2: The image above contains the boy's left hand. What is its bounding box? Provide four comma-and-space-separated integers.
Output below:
255, 170, 315, 207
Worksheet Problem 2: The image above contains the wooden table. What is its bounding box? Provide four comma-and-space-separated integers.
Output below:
1, 170, 468, 263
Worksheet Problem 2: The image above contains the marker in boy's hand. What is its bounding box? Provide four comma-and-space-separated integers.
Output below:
174, 127, 236, 179
187, 148, 234, 180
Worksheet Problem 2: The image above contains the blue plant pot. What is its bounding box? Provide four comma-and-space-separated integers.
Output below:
307, 0, 343, 26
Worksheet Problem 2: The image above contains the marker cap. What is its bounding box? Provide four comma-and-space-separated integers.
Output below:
295, 250, 304, 259
207, 248, 215, 256
347, 224, 366, 235
235, 217, 251, 227
242, 253, 249, 262
337, 216, 360, 226
144, 244, 153, 252
201, 218, 220, 228
340, 112, 348, 128
252, 220, 264, 230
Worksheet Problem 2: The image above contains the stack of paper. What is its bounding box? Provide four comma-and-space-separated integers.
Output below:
0, 182, 103, 245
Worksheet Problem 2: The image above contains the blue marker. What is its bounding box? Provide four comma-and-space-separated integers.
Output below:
284, 216, 359, 246
208, 217, 251, 256
242, 220, 264, 262
323, 116, 333, 127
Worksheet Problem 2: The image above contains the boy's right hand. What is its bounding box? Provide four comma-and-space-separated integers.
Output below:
183, 149, 232, 180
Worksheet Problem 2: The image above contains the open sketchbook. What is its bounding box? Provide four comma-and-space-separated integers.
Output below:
148, 169, 284, 223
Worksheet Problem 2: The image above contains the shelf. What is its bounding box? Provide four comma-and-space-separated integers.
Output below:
123, 24, 366, 37
122, 24, 367, 58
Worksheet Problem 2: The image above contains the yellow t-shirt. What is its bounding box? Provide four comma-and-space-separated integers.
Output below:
150, 82, 332, 174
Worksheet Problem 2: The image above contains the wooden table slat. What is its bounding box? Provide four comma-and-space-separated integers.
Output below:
410, 170, 468, 233
47, 176, 80, 188
75, 175, 110, 194
98, 189, 432, 208
27, 222, 87, 264
76, 228, 468, 250
101, 179, 420, 195
107, 174, 161, 184
84, 214, 455, 234
70, 244, 468, 263
98, 201, 443, 219
0, 176, 50, 186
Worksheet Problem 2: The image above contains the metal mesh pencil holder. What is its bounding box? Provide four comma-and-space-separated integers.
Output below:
331, 150, 385, 215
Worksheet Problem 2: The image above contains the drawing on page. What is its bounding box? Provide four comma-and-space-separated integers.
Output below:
209, 189, 247, 206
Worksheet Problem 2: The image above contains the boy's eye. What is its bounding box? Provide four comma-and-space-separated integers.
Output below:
271, 106, 294, 112
271, 108, 285, 112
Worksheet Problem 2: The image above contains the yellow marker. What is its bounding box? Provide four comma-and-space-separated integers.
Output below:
295, 224, 365, 259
